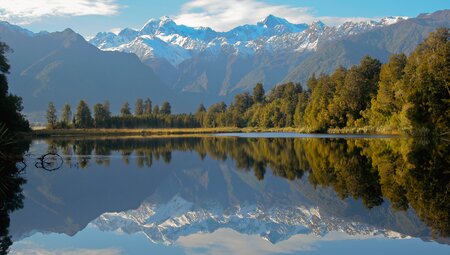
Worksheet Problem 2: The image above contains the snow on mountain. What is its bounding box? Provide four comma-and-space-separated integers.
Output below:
92, 194, 410, 245
89, 15, 407, 67
111, 35, 192, 65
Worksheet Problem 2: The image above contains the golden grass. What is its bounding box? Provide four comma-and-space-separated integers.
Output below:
31, 127, 243, 137
30, 126, 402, 138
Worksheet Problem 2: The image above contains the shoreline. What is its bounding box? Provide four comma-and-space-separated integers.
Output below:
28, 127, 402, 138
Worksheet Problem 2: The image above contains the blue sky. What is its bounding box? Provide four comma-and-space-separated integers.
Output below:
0, 0, 448, 37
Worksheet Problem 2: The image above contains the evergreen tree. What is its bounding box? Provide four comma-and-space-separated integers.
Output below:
103, 100, 111, 116
46, 102, 57, 129
252, 83, 265, 103
93, 103, 110, 128
135, 98, 144, 116
75, 100, 93, 128
120, 102, 132, 117
61, 104, 72, 126
161, 101, 171, 115
196, 104, 206, 114
195, 104, 206, 126
144, 98, 152, 115
153, 105, 160, 115
0, 42, 29, 132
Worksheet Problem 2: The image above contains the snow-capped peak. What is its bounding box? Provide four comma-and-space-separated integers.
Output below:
379, 16, 409, 26
89, 14, 406, 67
258, 14, 291, 27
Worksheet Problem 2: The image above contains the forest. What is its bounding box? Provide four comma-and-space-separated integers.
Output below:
45, 28, 449, 136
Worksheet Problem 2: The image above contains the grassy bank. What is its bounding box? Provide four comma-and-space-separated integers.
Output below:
30, 127, 244, 137
30, 126, 404, 138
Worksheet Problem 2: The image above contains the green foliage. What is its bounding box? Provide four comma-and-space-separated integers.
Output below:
61, 104, 72, 127
39, 29, 448, 136
135, 99, 144, 116
252, 83, 265, 103
120, 102, 132, 117
144, 98, 152, 115
48, 136, 449, 237
93, 103, 111, 128
403, 28, 450, 136
46, 102, 57, 129
365, 54, 408, 128
160, 101, 171, 115
194, 28, 447, 136
75, 100, 93, 128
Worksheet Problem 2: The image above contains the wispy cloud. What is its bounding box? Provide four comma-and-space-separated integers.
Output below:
0, 0, 122, 24
174, 0, 375, 31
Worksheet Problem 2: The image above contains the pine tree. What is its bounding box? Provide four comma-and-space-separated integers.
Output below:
252, 83, 265, 103
94, 103, 110, 128
46, 102, 57, 129
144, 98, 152, 115
135, 98, 144, 116
75, 100, 93, 128
153, 105, 160, 115
160, 101, 171, 115
120, 102, 132, 117
61, 104, 72, 127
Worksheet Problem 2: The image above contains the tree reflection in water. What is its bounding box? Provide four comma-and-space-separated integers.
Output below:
0, 134, 29, 255
47, 136, 448, 239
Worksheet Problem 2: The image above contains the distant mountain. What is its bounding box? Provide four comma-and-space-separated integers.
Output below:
0, 10, 448, 119
89, 13, 417, 100
0, 24, 178, 121
284, 10, 450, 84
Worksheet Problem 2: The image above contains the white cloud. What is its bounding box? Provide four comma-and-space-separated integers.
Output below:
0, 0, 122, 24
174, 0, 375, 31
177, 228, 376, 255
10, 241, 122, 255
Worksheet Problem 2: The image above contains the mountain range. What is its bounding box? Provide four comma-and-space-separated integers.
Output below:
0, 10, 449, 121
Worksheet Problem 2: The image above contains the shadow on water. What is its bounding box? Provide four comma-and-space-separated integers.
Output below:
0, 131, 30, 255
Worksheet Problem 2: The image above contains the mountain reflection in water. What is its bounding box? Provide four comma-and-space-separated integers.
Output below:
4, 135, 450, 254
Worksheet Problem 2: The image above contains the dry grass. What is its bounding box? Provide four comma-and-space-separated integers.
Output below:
31, 127, 243, 137
30, 125, 402, 138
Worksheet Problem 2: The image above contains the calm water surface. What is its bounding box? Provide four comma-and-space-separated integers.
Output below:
4, 134, 449, 254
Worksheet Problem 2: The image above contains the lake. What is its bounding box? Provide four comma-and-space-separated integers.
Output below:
4, 134, 450, 255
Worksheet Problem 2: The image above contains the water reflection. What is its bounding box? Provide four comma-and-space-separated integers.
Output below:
0, 138, 29, 255
6, 135, 450, 254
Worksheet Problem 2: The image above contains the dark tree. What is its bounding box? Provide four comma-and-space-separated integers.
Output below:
253, 83, 265, 103
144, 98, 152, 115
120, 102, 132, 117
61, 104, 72, 126
75, 100, 93, 128
135, 98, 144, 116
93, 103, 110, 128
46, 102, 57, 129
160, 101, 171, 115
153, 105, 160, 115
0, 42, 29, 132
